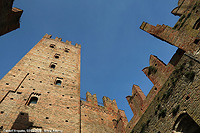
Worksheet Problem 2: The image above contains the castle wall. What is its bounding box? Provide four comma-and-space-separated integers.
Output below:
130, 54, 200, 133
81, 92, 127, 133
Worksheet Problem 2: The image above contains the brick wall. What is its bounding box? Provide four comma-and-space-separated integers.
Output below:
0, 34, 81, 132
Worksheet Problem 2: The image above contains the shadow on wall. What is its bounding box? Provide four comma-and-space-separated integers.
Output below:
11, 112, 42, 132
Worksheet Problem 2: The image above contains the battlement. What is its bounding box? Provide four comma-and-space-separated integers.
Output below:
43, 33, 81, 48
142, 55, 168, 88
126, 85, 145, 115
140, 22, 198, 55
86, 91, 98, 106
81, 92, 127, 132
103, 96, 118, 112
81, 91, 118, 112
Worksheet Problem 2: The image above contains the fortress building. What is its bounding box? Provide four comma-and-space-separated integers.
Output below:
0, 0, 200, 132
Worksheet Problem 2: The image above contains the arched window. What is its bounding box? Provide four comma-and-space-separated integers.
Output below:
28, 97, 38, 105
193, 18, 200, 30
173, 113, 200, 133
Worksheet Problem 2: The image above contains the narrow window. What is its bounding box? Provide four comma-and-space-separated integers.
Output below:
50, 62, 57, 69
64, 48, 70, 53
54, 53, 60, 59
194, 39, 199, 44
55, 78, 63, 86
28, 97, 38, 105
49, 44, 55, 48
56, 80, 62, 85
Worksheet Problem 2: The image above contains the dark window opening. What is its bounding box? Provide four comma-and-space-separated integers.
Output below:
65, 48, 70, 53
50, 62, 57, 69
6, 83, 9, 85
173, 113, 200, 133
28, 97, 38, 105
17, 92, 22, 94
0, 126, 3, 130
0, 111, 4, 114
186, 96, 190, 100
20, 113, 24, 115
155, 64, 157, 66
54, 54, 60, 59
194, 39, 199, 44
67, 107, 69, 109
10, 98, 13, 100
155, 87, 157, 90
56, 80, 62, 85
50, 64, 56, 68
65, 120, 68, 122
50, 44, 55, 48
46, 117, 49, 119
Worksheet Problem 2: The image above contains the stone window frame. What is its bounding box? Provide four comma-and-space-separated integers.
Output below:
25, 93, 41, 106
54, 53, 60, 59
55, 77, 63, 86
49, 62, 57, 69
64, 48, 70, 53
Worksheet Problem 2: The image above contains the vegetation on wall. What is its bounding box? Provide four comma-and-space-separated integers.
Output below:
185, 71, 195, 81
148, 66, 157, 76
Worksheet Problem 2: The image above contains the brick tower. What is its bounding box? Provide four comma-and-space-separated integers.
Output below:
0, 34, 81, 132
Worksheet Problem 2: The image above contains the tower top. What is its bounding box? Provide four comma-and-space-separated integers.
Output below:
43, 33, 81, 49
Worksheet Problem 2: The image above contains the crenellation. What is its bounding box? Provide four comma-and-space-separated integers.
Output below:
103, 96, 118, 112
86, 91, 98, 106
43, 33, 52, 39
55, 37, 62, 41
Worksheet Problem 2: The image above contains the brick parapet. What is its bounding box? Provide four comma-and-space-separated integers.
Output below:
82, 92, 119, 113
43, 34, 81, 49
140, 22, 199, 54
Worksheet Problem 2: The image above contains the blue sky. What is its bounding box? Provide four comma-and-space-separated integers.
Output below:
0, 0, 179, 121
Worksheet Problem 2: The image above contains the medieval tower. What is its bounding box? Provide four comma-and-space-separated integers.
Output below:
1, 0, 200, 133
